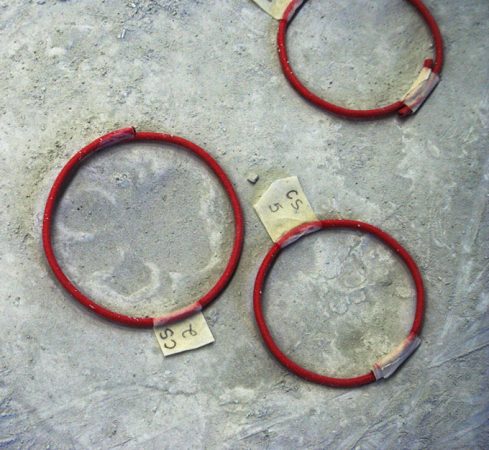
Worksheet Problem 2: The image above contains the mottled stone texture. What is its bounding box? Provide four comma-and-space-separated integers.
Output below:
1, 0, 488, 448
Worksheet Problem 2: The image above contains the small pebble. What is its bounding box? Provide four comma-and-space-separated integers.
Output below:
247, 173, 259, 184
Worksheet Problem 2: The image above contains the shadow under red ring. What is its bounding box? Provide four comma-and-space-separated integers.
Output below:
277, 0, 444, 119
42, 127, 244, 328
253, 219, 425, 387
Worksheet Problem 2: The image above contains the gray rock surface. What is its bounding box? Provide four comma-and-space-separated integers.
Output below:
1, 0, 488, 448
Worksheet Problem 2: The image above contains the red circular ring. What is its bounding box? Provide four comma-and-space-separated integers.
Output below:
253, 219, 425, 387
43, 127, 244, 328
277, 0, 444, 119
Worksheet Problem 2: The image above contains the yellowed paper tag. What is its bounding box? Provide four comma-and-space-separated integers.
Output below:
402, 66, 440, 113
154, 312, 215, 357
254, 176, 318, 242
250, 0, 292, 20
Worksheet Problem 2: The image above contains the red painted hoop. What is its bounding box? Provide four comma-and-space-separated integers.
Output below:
43, 127, 244, 328
277, 0, 444, 119
253, 219, 425, 387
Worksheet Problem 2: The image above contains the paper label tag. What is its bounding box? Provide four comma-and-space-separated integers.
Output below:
401, 67, 440, 113
154, 312, 215, 357
254, 176, 318, 242
250, 0, 292, 20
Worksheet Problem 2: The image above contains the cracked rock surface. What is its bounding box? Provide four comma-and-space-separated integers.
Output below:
1, 0, 488, 448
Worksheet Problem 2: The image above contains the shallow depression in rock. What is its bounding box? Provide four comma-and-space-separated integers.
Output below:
287, 0, 432, 108
263, 229, 416, 378
52, 141, 234, 318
